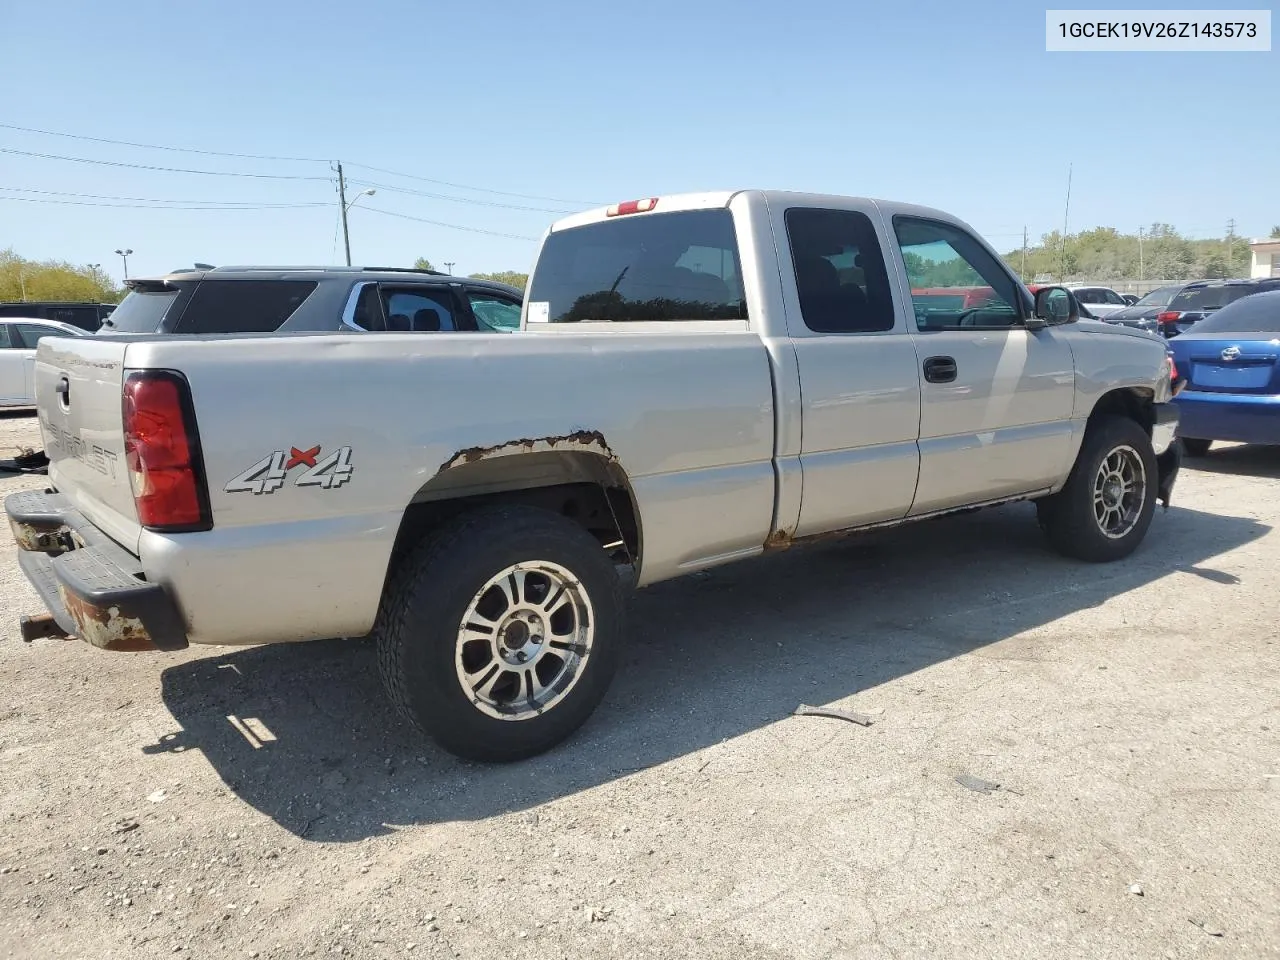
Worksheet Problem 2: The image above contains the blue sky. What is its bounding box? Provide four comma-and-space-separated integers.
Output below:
1, 0, 1274, 283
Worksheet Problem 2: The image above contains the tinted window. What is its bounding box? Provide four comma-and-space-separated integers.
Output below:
1190, 291, 1280, 334
893, 217, 1022, 330
176, 280, 317, 334
101, 289, 181, 333
468, 292, 521, 332
44, 306, 99, 330
1133, 285, 1180, 307
1076, 289, 1105, 304
1169, 285, 1248, 311
382, 288, 458, 331
0, 324, 13, 349
350, 284, 386, 331
527, 209, 747, 323
784, 208, 895, 333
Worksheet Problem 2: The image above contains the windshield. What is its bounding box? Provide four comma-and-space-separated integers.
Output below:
1190, 291, 1280, 334
99, 288, 180, 332
527, 209, 747, 323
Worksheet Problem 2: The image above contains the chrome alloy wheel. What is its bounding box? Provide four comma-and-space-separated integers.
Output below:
455, 562, 594, 721
1093, 444, 1147, 539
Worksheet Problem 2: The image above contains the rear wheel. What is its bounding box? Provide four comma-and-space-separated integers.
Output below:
1037, 415, 1158, 563
375, 505, 624, 762
1181, 438, 1212, 457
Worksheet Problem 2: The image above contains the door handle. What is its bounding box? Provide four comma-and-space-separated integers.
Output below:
923, 356, 957, 383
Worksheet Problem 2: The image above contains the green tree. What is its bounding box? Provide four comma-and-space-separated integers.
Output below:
1271, 226, 1280, 239
412, 257, 435, 271
0, 249, 123, 303
470, 271, 528, 290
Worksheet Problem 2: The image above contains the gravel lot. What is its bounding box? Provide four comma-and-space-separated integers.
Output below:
1, 408, 1278, 960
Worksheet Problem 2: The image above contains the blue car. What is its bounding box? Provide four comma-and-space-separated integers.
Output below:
1170, 289, 1280, 457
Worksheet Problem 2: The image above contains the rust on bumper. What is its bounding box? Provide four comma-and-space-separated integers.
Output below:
59, 587, 160, 652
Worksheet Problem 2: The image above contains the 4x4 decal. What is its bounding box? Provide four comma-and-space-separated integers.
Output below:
224, 445, 353, 495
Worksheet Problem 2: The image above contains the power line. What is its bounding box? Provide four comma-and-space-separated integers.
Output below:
0, 195, 328, 211
345, 162, 598, 206
0, 147, 332, 180
0, 185, 327, 207
0, 121, 328, 163
344, 177, 573, 214
359, 205, 539, 242
2, 120, 599, 205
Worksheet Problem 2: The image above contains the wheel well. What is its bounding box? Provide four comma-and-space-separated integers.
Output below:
1088, 387, 1155, 434
385, 451, 641, 581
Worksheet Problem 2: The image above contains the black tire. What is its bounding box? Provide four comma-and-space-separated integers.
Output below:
374, 505, 625, 762
1036, 415, 1158, 563
1181, 437, 1212, 457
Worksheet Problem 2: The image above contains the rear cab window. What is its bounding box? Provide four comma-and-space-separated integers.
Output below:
173, 280, 317, 334
526, 209, 747, 323
1169, 285, 1237, 312
784, 208, 896, 333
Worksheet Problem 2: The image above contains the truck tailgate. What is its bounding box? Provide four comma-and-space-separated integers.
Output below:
35, 336, 141, 554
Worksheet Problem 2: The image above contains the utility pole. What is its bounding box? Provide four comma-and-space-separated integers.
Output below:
443, 261, 456, 275
1138, 227, 1145, 281
1226, 217, 1236, 277
1058, 164, 1072, 280
1020, 226, 1028, 279
337, 162, 351, 267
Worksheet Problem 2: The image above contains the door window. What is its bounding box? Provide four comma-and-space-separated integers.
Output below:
784, 208, 895, 333
893, 217, 1023, 330
467, 292, 522, 332
0, 325, 13, 348
381, 288, 460, 331
175, 280, 318, 334
14, 324, 66, 348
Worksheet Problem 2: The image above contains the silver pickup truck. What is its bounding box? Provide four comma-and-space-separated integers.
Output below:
6, 190, 1182, 762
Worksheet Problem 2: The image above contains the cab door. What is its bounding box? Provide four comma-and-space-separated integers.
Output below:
773, 202, 922, 537
887, 215, 1076, 515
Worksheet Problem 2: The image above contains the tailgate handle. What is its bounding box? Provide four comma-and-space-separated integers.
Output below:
55, 375, 70, 410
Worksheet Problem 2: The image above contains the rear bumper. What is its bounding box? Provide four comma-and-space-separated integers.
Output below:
1173, 390, 1280, 445
5, 489, 188, 651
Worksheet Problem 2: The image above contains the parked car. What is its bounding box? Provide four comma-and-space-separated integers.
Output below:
99, 266, 524, 336
1157, 278, 1280, 338
7, 189, 1181, 762
1065, 285, 1129, 318
1105, 284, 1187, 333
1121, 294, 1140, 306
0, 318, 88, 407
1168, 289, 1280, 456
0, 301, 115, 333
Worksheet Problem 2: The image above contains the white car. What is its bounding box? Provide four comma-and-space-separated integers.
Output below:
1065, 285, 1129, 319
0, 318, 88, 407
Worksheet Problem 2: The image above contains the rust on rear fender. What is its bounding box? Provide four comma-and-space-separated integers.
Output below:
436, 430, 615, 476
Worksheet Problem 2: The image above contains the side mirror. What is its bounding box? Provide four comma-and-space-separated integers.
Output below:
1033, 286, 1078, 325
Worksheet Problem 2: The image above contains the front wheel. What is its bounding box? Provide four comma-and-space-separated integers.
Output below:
375, 505, 625, 762
1036, 415, 1158, 563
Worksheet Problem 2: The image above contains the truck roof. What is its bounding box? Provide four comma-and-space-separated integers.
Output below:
547, 189, 969, 235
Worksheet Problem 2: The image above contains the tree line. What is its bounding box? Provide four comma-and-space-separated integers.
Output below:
1001, 224, 1280, 283
0, 249, 124, 303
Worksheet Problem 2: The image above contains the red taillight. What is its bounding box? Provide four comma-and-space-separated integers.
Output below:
123, 371, 210, 531
1157, 311, 1180, 325
606, 197, 658, 217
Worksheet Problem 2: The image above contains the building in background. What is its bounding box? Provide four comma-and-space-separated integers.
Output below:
1250, 238, 1280, 279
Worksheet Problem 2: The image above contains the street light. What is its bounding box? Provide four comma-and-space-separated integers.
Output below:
340, 189, 375, 266
114, 248, 133, 280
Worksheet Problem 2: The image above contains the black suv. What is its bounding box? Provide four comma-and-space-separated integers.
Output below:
99, 266, 524, 336
0, 301, 116, 332
1157, 278, 1280, 338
